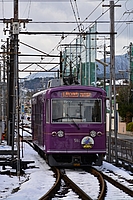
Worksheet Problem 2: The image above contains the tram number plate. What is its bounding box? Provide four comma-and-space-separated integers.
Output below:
74, 139, 80, 143
73, 163, 80, 167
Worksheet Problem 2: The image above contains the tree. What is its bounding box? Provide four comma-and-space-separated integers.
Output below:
117, 85, 133, 123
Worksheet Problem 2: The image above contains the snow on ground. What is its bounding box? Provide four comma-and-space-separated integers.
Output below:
0, 141, 55, 200
66, 163, 133, 200
103, 161, 132, 179
0, 130, 133, 199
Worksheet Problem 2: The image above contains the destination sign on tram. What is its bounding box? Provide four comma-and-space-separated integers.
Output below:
62, 91, 91, 98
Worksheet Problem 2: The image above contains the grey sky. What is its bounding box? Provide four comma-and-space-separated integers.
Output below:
0, 0, 133, 78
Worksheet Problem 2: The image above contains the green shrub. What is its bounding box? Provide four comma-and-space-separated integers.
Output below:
126, 122, 133, 131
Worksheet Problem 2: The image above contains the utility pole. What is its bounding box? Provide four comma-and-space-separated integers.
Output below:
1, 44, 6, 141
3, 0, 31, 176
129, 42, 133, 86
103, 1, 121, 163
103, 41, 106, 91
110, 0, 117, 163
3, 0, 31, 163
6, 38, 10, 145
14, 0, 20, 176
3, 11, 31, 148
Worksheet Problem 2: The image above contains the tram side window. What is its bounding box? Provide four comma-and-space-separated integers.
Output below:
92, 100, 101, 122
46, 100, 50, 123
35, 102, 40, 124
52, 100, 63, 122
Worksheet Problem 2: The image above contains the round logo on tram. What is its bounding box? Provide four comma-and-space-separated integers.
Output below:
81, 136, 94, 149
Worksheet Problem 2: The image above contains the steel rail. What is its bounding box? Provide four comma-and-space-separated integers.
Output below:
102, 172, 133, 197
23, 133, 106, 200
22, 131, 133, 199
60, 170, 93, 200
39, 167, 61, 200
86, 167, 106, 200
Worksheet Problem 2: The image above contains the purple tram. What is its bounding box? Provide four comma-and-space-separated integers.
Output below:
31, 83, 106, 167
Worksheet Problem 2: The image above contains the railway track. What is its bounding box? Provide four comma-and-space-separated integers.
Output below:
98, 166, 133, 198
38, 166, 106, 200
34, 149, 133, 199
22, 129, 133, 199
102, 172, 133, 197
24, 138, 106, 199
39, 167, 61, 200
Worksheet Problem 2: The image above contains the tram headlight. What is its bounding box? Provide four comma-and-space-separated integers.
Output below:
90, 130, 97, 137
52, 131, 57, 136
97, 131, 102, 136
57, 130, 64, 138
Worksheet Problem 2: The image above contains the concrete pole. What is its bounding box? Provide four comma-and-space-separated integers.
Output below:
109, 1, 118, 163
103, 42, 106, 91
14, 0, 20, 176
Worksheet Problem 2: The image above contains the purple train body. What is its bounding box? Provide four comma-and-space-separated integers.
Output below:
32, 83, 106, 167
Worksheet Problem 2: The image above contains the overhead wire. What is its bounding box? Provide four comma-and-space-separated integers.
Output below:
18, 0, 132, 73
114, 0, 133, 54
84, 0, 120, 31
19, 0, 123, 71
21, 0, 112, 62
21, 0, 32, 19
70, 0, 81, 32
115, 14, 131, 36
125, 0, 133, 12
113, 0, 133, 54
74, 0, 80, 22
27, 0, 31, 19
51, 0, 103, 53
38, 0, 112, 71
97, 0, 133, 57
74, 0, 84, 32
22, 1, 66, 68
115, 0, 132, 34
96, 0, 122, 54
116, 16, 133, 48
0, 0, 101, 75
78, 0, 111, 54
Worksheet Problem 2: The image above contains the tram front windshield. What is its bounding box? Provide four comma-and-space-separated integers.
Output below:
52, 99, 102, 123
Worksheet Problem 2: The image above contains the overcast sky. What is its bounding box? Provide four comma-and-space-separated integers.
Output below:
0, 0, 133, 78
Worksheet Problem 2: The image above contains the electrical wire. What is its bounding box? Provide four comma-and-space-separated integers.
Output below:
20, 0, 117, 62
50, 0, 103, 55
114, 0, 133, 51
74, 0, 84, 32
95, 0, 122, 54
74, 0, 80, 22
125, 0, 133, 12
27, 0, 31, 19
21, 0, 31, 19
70, 0, 81, 32
9, 0, 132, 74
21, 0, 131, 70
116, 14, 130, 34
41, 0, 114, 69
97, 0, 132, 58
116, 17, 132, 39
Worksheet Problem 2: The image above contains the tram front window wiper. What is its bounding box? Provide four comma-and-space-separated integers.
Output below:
52, 115, 80, 130
66, 114, 80, 130
52, 117, 65, 122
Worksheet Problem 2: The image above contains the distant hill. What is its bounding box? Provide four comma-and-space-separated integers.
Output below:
23, 54, 129, 81
21, 76, 54, 91
96, 54, 129, 80
21, 54, 129, 91
25, 72, 56, 80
